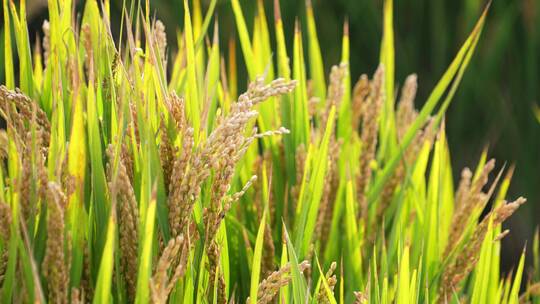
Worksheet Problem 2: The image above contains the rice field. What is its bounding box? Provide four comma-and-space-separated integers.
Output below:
0, 0, 538, 303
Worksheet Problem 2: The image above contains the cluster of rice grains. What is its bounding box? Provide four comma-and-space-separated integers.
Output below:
0, 0, 538, 303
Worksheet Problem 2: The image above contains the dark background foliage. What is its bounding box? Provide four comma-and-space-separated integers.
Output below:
2, 0, 539, 271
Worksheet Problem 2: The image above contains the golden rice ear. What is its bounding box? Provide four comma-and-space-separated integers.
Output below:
320, 63, 347, 131
316, 261, 338, 304
158, 118, 174, 192
153, 19, 168, 64
42, 182, 69, 304
106, 144, 139, 300
396, 74, 418, 140
356, 65, 385, 224
151, 235, 186, 304
206, 240, 227, 304
441, 197, 526, 300
445, 159, 496, 258
0, 200, 10, 242
0, 86, 50, 145
0, 202, 10, 286
247, 260, 310, 304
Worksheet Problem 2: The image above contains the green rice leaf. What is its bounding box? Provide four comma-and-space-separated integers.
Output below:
285, 225, 310, 304
183, 0, 201, 142
292, 23, 310, 147
9, 0, 34, 97
314, 257, 338, 304
296, 107, 336, 256
249, 208, 267, 304
194, 0, 217, 52
305, 0, 326, 100
93, 213, 116, 304
135, 185, 157, 304
378, 0, 397, 159
230, 0, 256, 80
508, 249, 526, 304
3, 0, 14, 88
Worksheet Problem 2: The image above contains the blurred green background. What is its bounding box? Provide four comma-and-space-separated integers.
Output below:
3, 0, 539, 269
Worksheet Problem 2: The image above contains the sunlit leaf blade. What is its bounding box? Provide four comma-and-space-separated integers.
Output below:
93, 213, 116, 304
305, 0, 326, 100
295, 107, 336, 256
508, 249, 526, 304
3, 0, 14, 88
135, 186, 157, 304
285, 226, 310, 304
184, 0, 201, 142
337, 20, 351, 139
379, 0, 397, 159
230, 0, 256, 80
315, 257, 338, 304
249, 208, 267, 304
9, 0, 34, 97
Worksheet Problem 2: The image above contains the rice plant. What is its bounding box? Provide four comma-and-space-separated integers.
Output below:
0, 0, 538, 303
